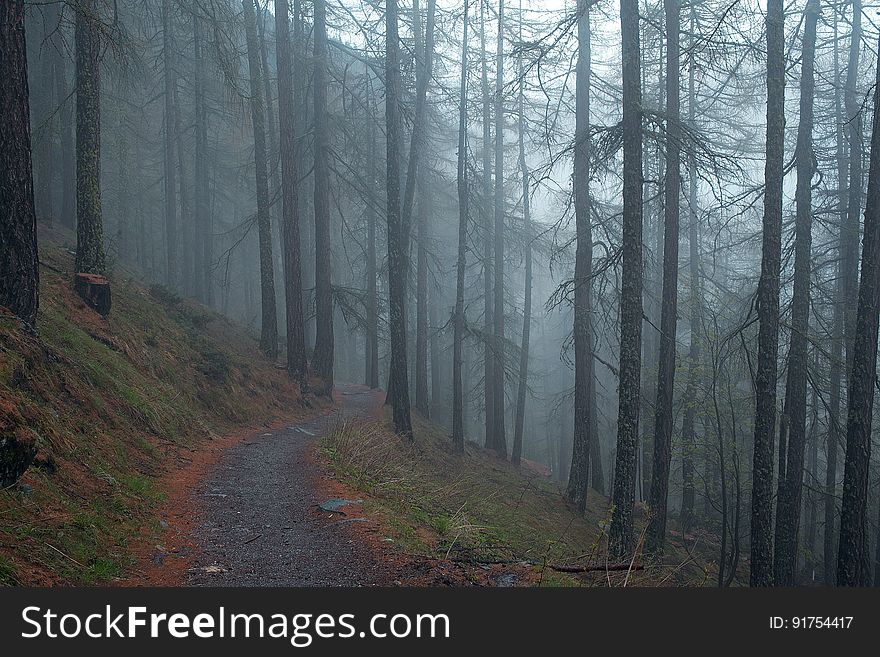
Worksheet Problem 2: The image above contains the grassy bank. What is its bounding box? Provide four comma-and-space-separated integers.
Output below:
0, 242, 310, 585
320, 413, 716, 586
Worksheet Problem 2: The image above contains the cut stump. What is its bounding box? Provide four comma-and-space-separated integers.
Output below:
74, 273, 112, 317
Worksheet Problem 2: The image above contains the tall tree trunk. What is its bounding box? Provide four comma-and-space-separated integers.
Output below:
831, 0, 863, 585
400, 0, 436, 243
843, 0, 863, 379
480, 1, 495, 450
243, 0, 278, 360
193, 11, 210, 305
162, 0, 178, 289
312, 0, 334, 391
566, 0, 594, 511
608, 0, 643, 559
837, 30, 880, 590
365, 75, 380, 390
825, 1, 847, 586
491, 0, 508, 458
589, 354, 604, 495
258, 4, 283, 309
413, 0, 430, 420
452, 0, 470, 454
173, 79, 192, 295
0, 0, 39, 326
415, 184, 431, 416
385, 0, 413, 438
429, 294, 441, 414
293, 0, 314, 353
275, 0, 307, 381
772, 0, 818, 586
388, 0, 436, 408
680, 0, 700, 532
258, 6, 280, 219
57, 51, 75, 230
512, 2, 531, 467
646, 0, 680, 555
74, 0, 105, 276
750, 0, 784, 587
33, 2, 60, 225
804, 373, 819, 579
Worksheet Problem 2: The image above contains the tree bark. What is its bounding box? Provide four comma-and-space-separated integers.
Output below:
413, 0, 430, 418
680, 0, 700, 533
804, 374, 819, 579
825, 1, 847, 586
33, 2, 60, 225
0, 0, 39, 326
646, 0, 680, 556
415, 184, 431, 416
162, 0, 178, 289
480, 1, 495, 450
608, 0, 643, 559
843, 0, 863, 379
750, 0, 784, 587
312, 0, 334, 390
243, 0, 279, 360
385, 0, 413, 438
491, 0, 508, 458
772, 0, 818, 587
365, 76, 380, 390
452, 0, 470, 454
275, 0, 307, 382
566, 0, 594, 511
837, 29, 880, 590
512, 4, 532, 467
193, 11, 210, 305
75, 0, 105, 276
400, 0, 436, 246
173, 75, 192, 296
57, 50, 75, 231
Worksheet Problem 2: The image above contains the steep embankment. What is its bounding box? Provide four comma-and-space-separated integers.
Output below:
0, 240, 311, 585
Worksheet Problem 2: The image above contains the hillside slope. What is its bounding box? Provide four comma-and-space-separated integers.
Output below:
320, 413, 718, 586
0, 241, 311, 585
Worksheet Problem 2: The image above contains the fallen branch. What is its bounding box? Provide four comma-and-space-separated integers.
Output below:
549, 562, 645, 573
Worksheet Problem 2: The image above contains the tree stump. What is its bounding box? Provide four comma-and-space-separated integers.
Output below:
74, 273, 112, 316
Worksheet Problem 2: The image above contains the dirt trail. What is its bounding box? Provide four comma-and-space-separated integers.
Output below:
182, 384, 392, 586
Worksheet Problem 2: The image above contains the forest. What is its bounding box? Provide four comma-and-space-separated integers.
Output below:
2, 0, 880, 589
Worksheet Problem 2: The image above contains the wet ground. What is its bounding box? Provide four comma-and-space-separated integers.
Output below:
185, 384, 390, 586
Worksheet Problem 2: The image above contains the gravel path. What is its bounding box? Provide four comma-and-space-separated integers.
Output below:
185, 384, 388, 586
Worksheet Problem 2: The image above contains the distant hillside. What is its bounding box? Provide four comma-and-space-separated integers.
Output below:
0, 237, 310, 585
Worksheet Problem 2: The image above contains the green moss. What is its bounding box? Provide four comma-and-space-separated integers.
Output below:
118, 473, 163, 503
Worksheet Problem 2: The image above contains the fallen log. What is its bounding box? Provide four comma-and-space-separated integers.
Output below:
74, 273, 112, 316
549, 562, 645, 573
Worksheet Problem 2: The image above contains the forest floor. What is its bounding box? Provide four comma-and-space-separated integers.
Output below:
129, 384, 541, 587
1, 228, 725, 587
128, 384, 399, 586
0, 228, 323, 585
318, 412, 722, 586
